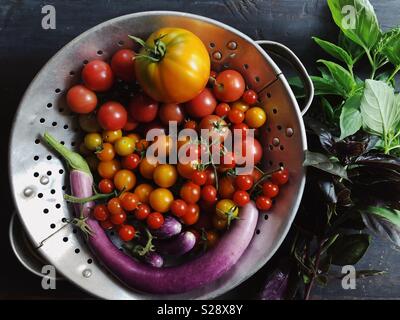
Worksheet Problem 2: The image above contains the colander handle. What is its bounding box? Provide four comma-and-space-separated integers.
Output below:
255, 40, 314, 117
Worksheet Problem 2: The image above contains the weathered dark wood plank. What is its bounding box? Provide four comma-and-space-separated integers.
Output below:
1, 0, 399, 299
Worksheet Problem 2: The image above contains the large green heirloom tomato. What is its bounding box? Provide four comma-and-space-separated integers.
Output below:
131, 28, 210, 103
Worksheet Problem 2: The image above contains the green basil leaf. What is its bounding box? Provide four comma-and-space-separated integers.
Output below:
327, 0, 381, 51
321, 97, 335, 123
287, 76, 306, 99
360, 79, 400, 136
303, 151, 349, 180
340, 93, 363, 139
361, 206, 400, 247
327, 234, 370, 266
311, 76, 343, 96
381, 27, 400, 67
313, 37, 353, 66
318, 60, 356, 97
338, 31, 365, 61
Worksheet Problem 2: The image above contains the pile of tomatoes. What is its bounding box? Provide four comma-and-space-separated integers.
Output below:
66, 43, 289, 246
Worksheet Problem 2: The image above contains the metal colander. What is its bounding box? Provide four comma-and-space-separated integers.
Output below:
9, 11, 313, 299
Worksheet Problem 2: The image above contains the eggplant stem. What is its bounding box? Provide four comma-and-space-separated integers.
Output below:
64, 191, 116, 204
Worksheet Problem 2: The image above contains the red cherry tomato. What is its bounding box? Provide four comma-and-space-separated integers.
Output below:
215, 103, 230, 117
233, 190, 250, 207
242, 89, 258, 105
134, 204, 151, 220
198, 115, 229, 142
191, 170, 207, 186
98, 179, 115, 194
120, 192, 140, 211
170, 199, 188, 218
123, 114, 139, 131
121, 153, 141, 170
128, 93, 159, 123
235, 175, 254, 191
256, 196, 272, 211
232, 122, 250, 139
239, 137, 262, 165
110, 211, 127, 225
201, 185, 217, 203
181, 204, 200, 225
82, 60, 114, 92
159, 103, 185, 125
100, 219, 114, 230
93, 204, 109, 221
118, 224, 136, 241
97, 101, 127, 130
228, 108, 245, 124
185, 88, 217, 118
271, 168, 289, 185
147, 212, 164, 230
262, 182, 280, 198
107, 197, 124, 215
111, 49, 136, 82
180, 182, 201, 204
213, 70, 245, 102
204, 167, 216, 185
66, 85, 97, 114
220, 151, 236, 169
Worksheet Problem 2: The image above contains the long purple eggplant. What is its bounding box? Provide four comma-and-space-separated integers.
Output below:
151, 215, 182, 239
44, 132, 258, 294
154, 231, 196, 256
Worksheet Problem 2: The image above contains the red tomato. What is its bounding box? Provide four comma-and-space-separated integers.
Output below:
220, 151, 236, 169
98, 179, 115, 194
159, 103, 185, 125
110, 211, 127, 225
271, 168, 289, 185
82, 60, 114, 92
198, 115, 229, 142
233, 190, 250, 207
183, 119, 197, 130
121, 153, 141, 170
218, 176, 235, 199
147, 212, 164, 230
123, 114, 139, 131
97, 101, 127, 130
170, 199, 188, 218
204, 167, 216, 185
235, 175, 254, 191
185, 88, 216, 118
191, 170, 207, 186
66, 85, 97, 114
262, 182, 279, 198
201, 185, 217, 203
228, 108, 245, 124
256, 196, 272, 211
239, 137, 263, 165
213, 70, 245, 102
134, 204, 151, 220
93, 204, 109, 221
242, 89, 258, 105
111, 49, 136, 82
210, 70, 217, 79
181, 204, 200, 225
215, 103, 230, 117
180, 182, 201, 204
100, 219, 114, 230
107, 197, 123, 215
128, 93, 159, 123
118, 224, 136, 241
120, 192, 140, 211
232, 122, 250, 139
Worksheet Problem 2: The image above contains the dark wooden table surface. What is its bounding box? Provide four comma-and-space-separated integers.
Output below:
1, 0, 399, 300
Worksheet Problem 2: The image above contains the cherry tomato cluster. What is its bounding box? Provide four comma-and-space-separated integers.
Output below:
66, 46, 289, 246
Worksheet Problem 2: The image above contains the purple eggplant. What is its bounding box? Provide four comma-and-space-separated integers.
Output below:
151, 215, 182, 239
144, 252, 164, 268
154, 231, 196, 256
44, 132, 258, 294
259, 267, 290, 300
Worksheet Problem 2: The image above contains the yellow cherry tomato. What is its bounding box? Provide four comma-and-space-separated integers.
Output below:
245, 107, 267, 128
134, 183, 154, 204
114, 136, 135, 156
97, 159, 121, 179
153, 164, 177, 188
84, 133, 102, 151
102, 130, 122, 143
149, 188, 174, 213
231, 100, 249, 112
135, 28, 210, 103
113, 169, 136, 191
139, 157, 158, 179
96, 143, 115, 161
216, 199, 239, 221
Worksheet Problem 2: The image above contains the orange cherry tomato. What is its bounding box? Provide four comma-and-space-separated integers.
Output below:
177, 160, 198, 179
96, 143, 115, 161
113, 169, 136, 191
149, 188, 174, 213
153, 164, 178, 188
181, 204, 200, 225
139, 157, 158, 179
98, 159, 121, 179
134, 184, 154, 204
180, 182, 201, 204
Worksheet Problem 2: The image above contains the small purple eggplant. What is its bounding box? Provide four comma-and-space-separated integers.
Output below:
151, 215, 182, 239
259, 267, 290, 300
154, 231, 196, 256
144, 252, 164, 268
